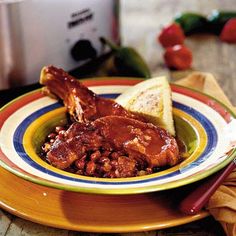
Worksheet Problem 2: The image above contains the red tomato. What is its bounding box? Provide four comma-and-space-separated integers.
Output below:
220, 18, 236, 43
164, 45, 192, 70
158, 23, 185, 48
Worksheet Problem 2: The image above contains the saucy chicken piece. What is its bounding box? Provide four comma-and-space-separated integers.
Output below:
40, 66, 145, 122
94, 116, 179, 168
46, 116, 180, 175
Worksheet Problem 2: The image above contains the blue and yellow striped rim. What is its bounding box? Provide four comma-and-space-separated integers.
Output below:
11, 92, 217, 194
22, 101, 208, 183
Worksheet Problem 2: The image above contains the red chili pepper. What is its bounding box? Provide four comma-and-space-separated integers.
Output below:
220, 18, 236, 43
164, 45, 192, 70
158, 23, 185, 48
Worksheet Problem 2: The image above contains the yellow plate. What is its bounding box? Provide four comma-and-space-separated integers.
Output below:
0, 166, 209, 232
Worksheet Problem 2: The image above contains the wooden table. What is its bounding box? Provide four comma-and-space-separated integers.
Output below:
1, 0, 236, 235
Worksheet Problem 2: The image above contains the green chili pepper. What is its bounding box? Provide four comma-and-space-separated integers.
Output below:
100, 37, 151, 78
174, 12, 209, 35
207, 10, 236, 34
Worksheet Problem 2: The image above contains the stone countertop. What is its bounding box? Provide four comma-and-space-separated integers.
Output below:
1, 0, 236, 235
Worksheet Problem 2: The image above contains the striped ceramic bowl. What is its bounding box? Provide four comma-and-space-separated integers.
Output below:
0, 78, 236, 194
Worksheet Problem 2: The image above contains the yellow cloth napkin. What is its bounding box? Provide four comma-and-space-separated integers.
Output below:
175, 72, 236, 236
207, 177, 236, 236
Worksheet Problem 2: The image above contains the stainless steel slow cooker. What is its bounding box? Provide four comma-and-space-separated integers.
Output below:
0, 0, 119, 89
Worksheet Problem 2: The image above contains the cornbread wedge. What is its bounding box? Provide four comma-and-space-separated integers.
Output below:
115, 77, 175, 136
